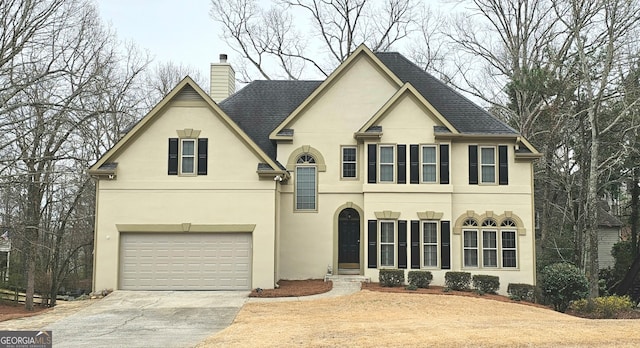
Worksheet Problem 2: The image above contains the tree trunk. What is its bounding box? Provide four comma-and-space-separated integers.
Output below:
586, 106, 600, 298
630, 170, 639, 256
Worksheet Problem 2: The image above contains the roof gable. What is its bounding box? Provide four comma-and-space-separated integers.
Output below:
357, 83, 459, 135
268, 44, 403, 140
89, 77, 283, 174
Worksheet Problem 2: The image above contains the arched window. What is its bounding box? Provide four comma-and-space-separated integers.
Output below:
295, 153, 317, 210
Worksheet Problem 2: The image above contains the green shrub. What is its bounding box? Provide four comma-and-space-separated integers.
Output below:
472, 275, 500, 294
569, 295, 634, 318
540, 262, 589, 312
444, 272, 471, 291
407, 271, 433, 288
507, 283, 535, 302
405, 284, 418, 291
379, 269, 405, 287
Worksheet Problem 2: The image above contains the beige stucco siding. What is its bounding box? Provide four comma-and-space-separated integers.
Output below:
93, 100, 278, 291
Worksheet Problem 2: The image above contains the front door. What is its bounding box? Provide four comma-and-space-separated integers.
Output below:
338, 208, 360, 270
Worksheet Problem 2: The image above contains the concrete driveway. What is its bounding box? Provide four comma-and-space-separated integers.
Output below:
44, 291, 249, 348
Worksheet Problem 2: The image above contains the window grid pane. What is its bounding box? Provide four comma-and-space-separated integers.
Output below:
181, 140, 195, 174
481, 147, 495, 183
342, 147, 357, 178
379, 146, 394, 182
422, 146, 437, 182
380, 222, 395, 267
296, 166, 316, 210
482, 230, 497, 267
423, 222, 438, 267
502, 231, 517, 267
463, 230, 478, 267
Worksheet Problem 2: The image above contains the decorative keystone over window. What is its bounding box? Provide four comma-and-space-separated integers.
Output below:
416, 211, 444, 220
374, 210, 401, 220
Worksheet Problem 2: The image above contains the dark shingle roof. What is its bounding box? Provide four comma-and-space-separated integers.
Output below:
220, 51, 519, 159
219, 80, 322, 159
375, 52, 518, 135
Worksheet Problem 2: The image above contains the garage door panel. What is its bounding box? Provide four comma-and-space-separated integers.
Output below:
119, 233, 252, 290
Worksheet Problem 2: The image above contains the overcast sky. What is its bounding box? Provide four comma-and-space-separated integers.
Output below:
97, 0, 233, 82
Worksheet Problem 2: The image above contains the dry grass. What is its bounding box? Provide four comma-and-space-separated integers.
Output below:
197, 290, 640, 347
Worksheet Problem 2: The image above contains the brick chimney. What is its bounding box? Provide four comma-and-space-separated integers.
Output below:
210, 54, 236, 103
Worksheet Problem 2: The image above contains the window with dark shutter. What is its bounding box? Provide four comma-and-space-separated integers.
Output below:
440, 144, 449, 184
410, 220, 420, 269
397, 145, 406, 184
197, 138, 208, 175
409, 145, 419, 184
367, 144, 377, 184
499, 145, 508, 185
398, 220, 407, 269
168, 138, 178, 175
468, 145, 478, 185
441, 221, 451, 269
368, 220, 377, 268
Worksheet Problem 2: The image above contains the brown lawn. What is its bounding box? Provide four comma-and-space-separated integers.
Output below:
198, 288, 640, 347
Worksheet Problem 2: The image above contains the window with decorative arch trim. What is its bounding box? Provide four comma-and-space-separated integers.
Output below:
463, 217, 518, 268
295, 153, 317, 211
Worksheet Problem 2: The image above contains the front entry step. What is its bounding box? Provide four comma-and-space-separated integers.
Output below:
325, 275, 371, 283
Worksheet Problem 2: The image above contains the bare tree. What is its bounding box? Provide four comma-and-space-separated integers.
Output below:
141, 61, 207, 111
436, 0, 640, 297
0, 0, 149, 309
210, 0, 420, 81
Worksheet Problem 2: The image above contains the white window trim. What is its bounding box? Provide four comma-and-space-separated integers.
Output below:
421, 144, 438, 183
179, 138, 197, 176
340, 146, 358, 180
379, 220, 396, 268
378, 144, 395, 183
482, 230, 498, 268
480, 146, 497, 184
501, 230, 518, 268
463, 229, 479, 268
421, 221, 439, 268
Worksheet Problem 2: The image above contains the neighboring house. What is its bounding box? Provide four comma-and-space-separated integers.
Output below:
89, 45, 541, 294
598, 204, 623, 269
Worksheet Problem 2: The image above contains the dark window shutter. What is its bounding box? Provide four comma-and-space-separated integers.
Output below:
197, 138, 208, 175
368, 220, 377, 268
409, 144, 419, 184
168, 138, 178, 175
440, 144, 449, 184
441, 221, 451, 269
411, 220, 420, 269
499, 145, 508, 185
397, 144, 406, 184
398, 220, 407, 269
367, 144, 377, 184
468, 145, 478, 185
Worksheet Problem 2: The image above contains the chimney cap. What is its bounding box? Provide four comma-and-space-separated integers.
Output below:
219, 54, 228, 63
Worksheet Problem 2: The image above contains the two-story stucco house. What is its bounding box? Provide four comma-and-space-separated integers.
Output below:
89, 45, 540, 294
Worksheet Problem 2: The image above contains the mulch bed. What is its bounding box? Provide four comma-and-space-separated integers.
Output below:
249, 279, 332, 298
0, 301, 49, 322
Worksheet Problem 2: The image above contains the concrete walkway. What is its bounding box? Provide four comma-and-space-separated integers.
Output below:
248, 279, 362, 303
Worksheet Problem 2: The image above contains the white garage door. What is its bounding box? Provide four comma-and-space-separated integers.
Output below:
119, 233, 251, 290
